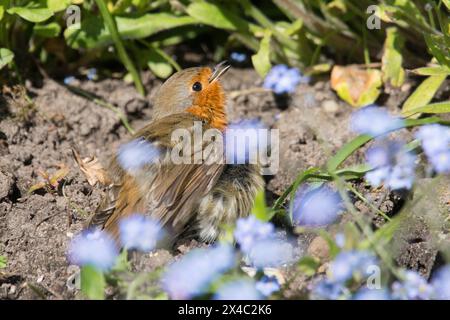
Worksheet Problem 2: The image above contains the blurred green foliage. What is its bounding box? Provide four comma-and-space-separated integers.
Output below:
0, 0, 448, 94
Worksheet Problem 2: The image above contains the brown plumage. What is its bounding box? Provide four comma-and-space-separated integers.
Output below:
88, 62, 264, 243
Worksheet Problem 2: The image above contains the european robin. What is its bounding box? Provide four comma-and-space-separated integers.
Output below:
88, 61, 265, 243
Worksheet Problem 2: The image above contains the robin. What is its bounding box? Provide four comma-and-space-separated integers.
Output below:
88, 61, 265, 243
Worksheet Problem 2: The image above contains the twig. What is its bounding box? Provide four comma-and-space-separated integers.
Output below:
35, 212, 61, 230
346, 182, 392, 221
66, 85, 135, 135
27, 282, 64, 300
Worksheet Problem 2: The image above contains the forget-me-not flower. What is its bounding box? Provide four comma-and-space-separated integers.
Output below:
292, 185, 343, 227
350, 105, 404, 137
234, 215, 274, 253
214, 279, 262, 300
119, 214, 163, 252
328, 250, 378, 283
365, 140, 416, 190
162, 244, 235, 299
263, 65, 310, 94
391, 270, 434, 300
68, 229, 119, 271
415, 124, 450, 174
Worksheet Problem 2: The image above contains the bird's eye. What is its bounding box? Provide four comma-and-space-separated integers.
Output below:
192, 82, 202, 92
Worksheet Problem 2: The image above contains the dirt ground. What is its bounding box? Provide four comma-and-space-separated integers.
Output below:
0, 62, 449, 299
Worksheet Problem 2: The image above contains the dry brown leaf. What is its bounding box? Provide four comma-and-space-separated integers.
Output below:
28, 164, 70, 194
330, 65, 382, 107
72, 149, 110, 186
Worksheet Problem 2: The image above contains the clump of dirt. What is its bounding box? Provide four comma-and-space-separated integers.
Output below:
0, 65, 446, 300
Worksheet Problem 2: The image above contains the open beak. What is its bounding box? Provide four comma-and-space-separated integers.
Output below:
209, 60, 231, 83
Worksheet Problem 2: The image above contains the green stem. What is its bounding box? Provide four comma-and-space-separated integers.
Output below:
327, 117, 448, 172
241, 0, 298, 52
94, 0, 145, 96
346, 182, 391, 221
332, 173, 402, 279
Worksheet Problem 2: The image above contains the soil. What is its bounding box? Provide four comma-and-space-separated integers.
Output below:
0, 62, 448, 299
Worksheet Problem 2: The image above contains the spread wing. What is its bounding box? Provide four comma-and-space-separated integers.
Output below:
88, 113, 225, 241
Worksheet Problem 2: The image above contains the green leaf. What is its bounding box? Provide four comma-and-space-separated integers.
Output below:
112, 249, 130, 272
0, 48, 14, 70
252, 189, 274, 222
64, 13, 197, 49
0, 255, 6, 269
411, 66, 450, 76
45, 0, 71, 12
443, 0, 450, 10
0, 5, 4, 21
402, 101, 450, 117
307, 63, 331, 75
186, 2, 250, 31
335, 164, 372, 177
327, 134, 372, 172
272, 167, 320, 211
33, 22, 61, 38
424, 34, 450, 69
7, 6, 53, 23
382, 0, 428, 26
146, 47, 174, 79
382, 27, 405, 87
327, 117, 447, 172
401, 75, 447, 117
251, 30, 271, 77
360, 214, 405, 249
298, 256, 320, 276
80, 265, 105, 300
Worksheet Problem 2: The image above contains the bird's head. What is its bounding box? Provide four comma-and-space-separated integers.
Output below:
152, 61, 230, 131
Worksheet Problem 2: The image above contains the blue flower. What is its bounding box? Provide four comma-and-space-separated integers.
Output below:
214, 279, 262, 300
415, 124, 450, 174
63, 76, 76, 85
117, 138, 161, 172
365, 141, 416, 190
428, 151, 450, 174
162, 244, 235, 299
234, 215, 274, 253
311, 279, 349, 300
225, 119, 266, 165
247, 238, 294, 269
230, 52, 247, 63
119, 214, 163, 252
431, 265, 450, 300
87, 68, 98, 81
68, 229, 119, 271
350, 105, 404, 137
335, 233, 345, 248
329, 250, 378, 283
256, 276, 280, 297
353, 288, 390, 300
292, 185, 343, 227
391, 270, 434, 300
263, 64, 310, 94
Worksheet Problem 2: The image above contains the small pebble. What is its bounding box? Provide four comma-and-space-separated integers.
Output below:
307, 236, 330, 260
322, 100, 339, 113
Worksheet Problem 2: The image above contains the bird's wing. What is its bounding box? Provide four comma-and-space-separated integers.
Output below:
88, 113, 225, 241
